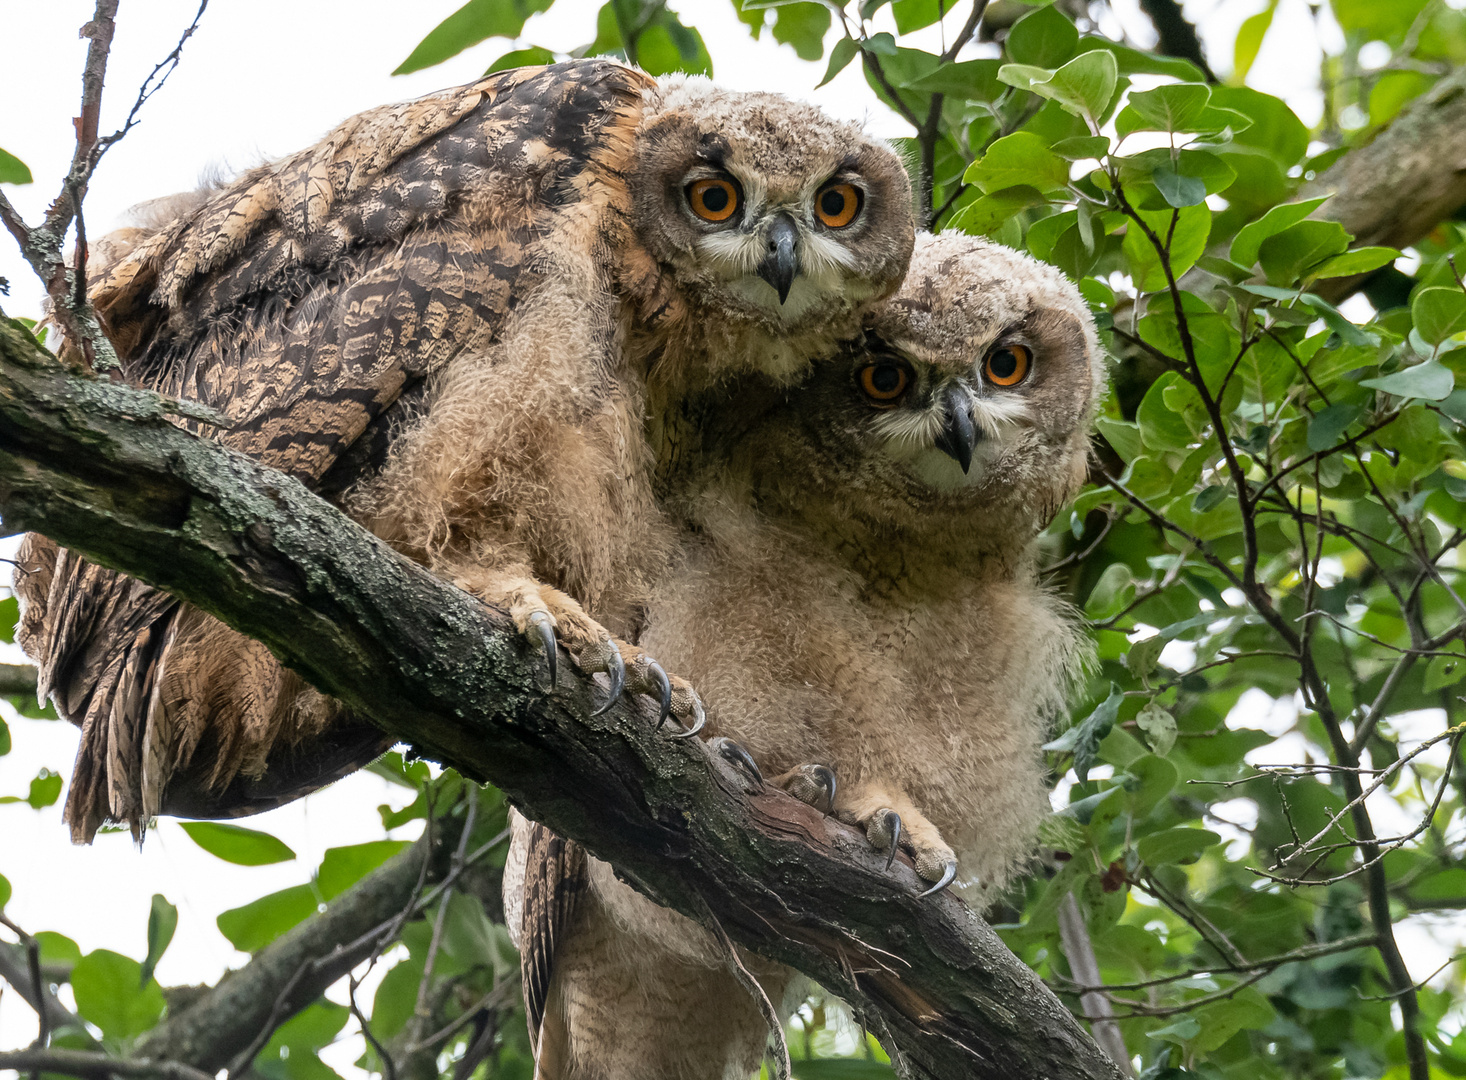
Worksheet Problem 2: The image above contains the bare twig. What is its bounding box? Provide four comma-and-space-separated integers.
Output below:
702, 895, 792, 1080
0, 1050, 212, 1080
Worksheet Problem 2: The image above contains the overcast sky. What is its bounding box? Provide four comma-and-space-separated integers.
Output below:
0, 0, 1444, 1066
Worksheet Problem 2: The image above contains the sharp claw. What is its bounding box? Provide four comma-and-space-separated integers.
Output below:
647, 660, 673, 728
884, 811, 902, 871
713, 737, 763, 784
528, 611, 557, 688
590, 641, 626, 716
917, 860, 958, 899
670, 698, 706, 738
812, 765, 836, 813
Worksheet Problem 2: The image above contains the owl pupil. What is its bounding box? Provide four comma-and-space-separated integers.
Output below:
702, 186, 729, 212
872, 365, 901, 392
821, 189, 846, 217
990, 351, 1017, 379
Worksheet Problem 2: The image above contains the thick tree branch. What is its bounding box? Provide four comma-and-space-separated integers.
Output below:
0, 1049, 211, 1080
1307, 63, 1466, 302
0, 663, 38, 697
1135, 0, 1216, 82
0, 322, 1119, 1080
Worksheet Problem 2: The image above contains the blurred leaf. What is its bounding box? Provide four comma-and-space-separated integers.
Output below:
1044, 685, 1124, 782
1126, 636, 1166, 679
1136, 701, 1177, 756
0, 595, 18, 643
1136, 827, 1221, 866
71, 950, 166, 1039
140, 894, 177, 987
217, 886, 319, 953
1370, 70, 1434, 126
257, 1001, 350, 1080
770, 3, 830, 61
6, 769, 63, 809
0, 148, 32, 186
1360, 360, 1455, 401
0, 872, 9, 910
394, 0, 556, 74
891, 0, 941, 34
486, 45, 557, 73
1423, 652, 1466, 692
791, 1062, 897, 1078
819, 37, 858, 87
181, 821, 296, 865
0, 716, 9, 757
1413, 286, 1466, 345
1307, 402, 1363, 452
317, 840, 413, 901
1234, 2, 1277, 81
1005, 4, 1078, 68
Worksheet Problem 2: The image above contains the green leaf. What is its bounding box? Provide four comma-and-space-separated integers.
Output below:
0, 872, 10, 910
999, 50, 1118, 123
1234, 2, 1277, 81
217, 885, 319, 953
1258, 220, 1351, 286
394, 0, 556, 74
1413, 286, 1466, 345
1229, 197, 1330, 268
792, 1061, 898, 1079
1122, 204, 1211, 292
1309, 246, 1400, 280
891, 0, 941, 34
1125, 636, 1166, 679
140, 894, 178, 987
946, 186, 1046, 237
1360, 360, 1456, 401
71, 950, 167, 1039
317, 840, 413, 901
817, 34, 858, 86
1192, 483, 1228, 512
0, 148, 32, 186
1095, 417, 1142, 462
1148, 1015, 1203, 1044
1136, 701, 1177, 756
1050, 135, 1110, 160
1120, 83, 1210, 134
0, 716, 9, 757
1137, 371, 1198, 451
26, 769, 61, 809
181, 821, 296, 866
1076, 38, 1204, 81
1153, 166, 1206, 208
485, 45, 556, 73
963, 132, 1069, 195
1424, 652, 1466, 692
1005, 4, 1078, 68
1136, 826, 1221, 866
0, 595, 18, 643
770, 3, 831, 62
1044, 685, 1124, 782
1307, 402, 1363, 452
905, 60, 1002, 100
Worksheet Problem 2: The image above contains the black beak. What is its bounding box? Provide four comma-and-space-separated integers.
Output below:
934, 385, 977, 474
756, 215, 798, 304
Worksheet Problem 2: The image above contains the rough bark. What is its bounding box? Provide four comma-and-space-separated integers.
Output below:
1308, 64, 1466, 301
0, 320, 1119, 1079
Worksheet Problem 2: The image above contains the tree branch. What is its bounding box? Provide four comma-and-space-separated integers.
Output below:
0, 1049, 211, 1080
0, 324, 1118, 1079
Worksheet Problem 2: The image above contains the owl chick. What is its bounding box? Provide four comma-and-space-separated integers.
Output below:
15, 59, 913, 840
507, 232, 1103, 1078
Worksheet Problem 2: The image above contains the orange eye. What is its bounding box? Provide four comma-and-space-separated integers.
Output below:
983, 344, 1031, 387
859, 360, 911, 406
815, 183, 861, 228
687, 178, 739, 222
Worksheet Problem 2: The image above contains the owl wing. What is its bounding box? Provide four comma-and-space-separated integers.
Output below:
519, 821, 588, 1064
18, 60, 656, 841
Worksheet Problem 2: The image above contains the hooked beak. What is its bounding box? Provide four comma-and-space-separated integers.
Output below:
934, 384, 977, 474
756, 215, 798, 304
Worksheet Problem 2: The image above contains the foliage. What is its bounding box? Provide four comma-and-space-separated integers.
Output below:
4, 1, 1466, 1079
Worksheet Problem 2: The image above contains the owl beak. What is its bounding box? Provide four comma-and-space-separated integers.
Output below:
757, 215, 799, 304
934, 385, 977, 474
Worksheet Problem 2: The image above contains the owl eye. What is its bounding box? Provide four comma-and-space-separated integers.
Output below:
815, 183, 862, 228
859, 360, 911, 406
687, 178, 740, 223
983, 344, 1031, 387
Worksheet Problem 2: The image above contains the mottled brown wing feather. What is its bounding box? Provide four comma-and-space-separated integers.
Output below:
521, 823, 587, 1058
18, 60, 657, 841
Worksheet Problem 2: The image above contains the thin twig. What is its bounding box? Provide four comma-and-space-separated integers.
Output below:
700, 895, 792, 1080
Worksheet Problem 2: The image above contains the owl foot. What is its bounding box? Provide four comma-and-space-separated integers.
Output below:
470, 574, 704, 731
773, 763, 837, 814
836, 793, 958, 898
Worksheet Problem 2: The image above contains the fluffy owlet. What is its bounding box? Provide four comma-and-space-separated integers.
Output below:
14, 59, 913, 841
506, 232, 1103, 1078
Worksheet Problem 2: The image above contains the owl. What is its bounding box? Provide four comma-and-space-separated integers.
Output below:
506, 232, 1104, 1078
14, 59, 914, 841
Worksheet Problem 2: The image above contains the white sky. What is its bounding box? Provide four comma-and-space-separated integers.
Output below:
0, 0, 1453, 1069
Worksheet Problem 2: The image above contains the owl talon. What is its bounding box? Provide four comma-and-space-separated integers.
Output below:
526, 610, 558, 688
646, 660, 674, 728
710, 737, 762, 784
669, 695, 707, 738
777, 763, 837, 814
587, 641, 627, 716
917, 859, 957, 898
865, 809, 902, 871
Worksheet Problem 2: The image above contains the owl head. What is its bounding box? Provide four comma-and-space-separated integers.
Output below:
709, 233, 1104, 555
629, 77, 914, 375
